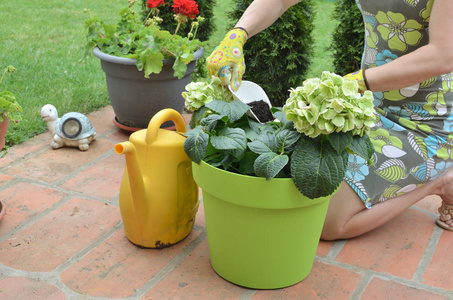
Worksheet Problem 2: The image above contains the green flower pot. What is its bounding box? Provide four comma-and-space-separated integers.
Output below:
192, 161, 335, 289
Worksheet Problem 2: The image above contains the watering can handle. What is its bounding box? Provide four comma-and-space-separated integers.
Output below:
146, 109, 187, 144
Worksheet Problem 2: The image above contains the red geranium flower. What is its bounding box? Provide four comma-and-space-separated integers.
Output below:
147, 0, 165, 9
172, 0, 199, 20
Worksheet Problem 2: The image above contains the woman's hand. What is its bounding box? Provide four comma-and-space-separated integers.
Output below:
206, 28, 247, 91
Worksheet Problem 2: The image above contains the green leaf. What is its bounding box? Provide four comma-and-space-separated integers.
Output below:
142, 51, 164, 77
275, 129, 301, 152
225, 147, 246, 162
206, 100, 250, 122
254, 152, 289, 180
136, 33, 164, 77
184, 128, 209, 164
328, 131, 353, 155
189, 106, 208, 129
290, 136, 348, 199
348, 134, 375, 161
210, 127, 247, 150
248, 132, 277, 154
200, 114, 224, 132
271, 108, 288, 124
173, 57, 188, 79
238, 151, 259, 175
206, 153, 235, 171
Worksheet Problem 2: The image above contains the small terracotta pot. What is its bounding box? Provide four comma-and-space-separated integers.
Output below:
0, 117, 9, 150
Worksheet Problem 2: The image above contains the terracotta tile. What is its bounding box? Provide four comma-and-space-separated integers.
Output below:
0, 277, 66, 299
194, 202, 206, 228
252, 261, 362, 300
108, 129, 131, 142
317, 240, 334, 257
61, 228, 200, 299
60, 153, 123, 200
142, 239, 245, 300
0, 134, 49, 167
0, 182, 67, 236
6, 138, 115, 183
422, 231, 453, 291
414, 195, 442, 215
335, 208, 434, 279
88, 105, 117, 135
0, 197, 121, 272
0, 173, 13, 184
362, 277, 448, 299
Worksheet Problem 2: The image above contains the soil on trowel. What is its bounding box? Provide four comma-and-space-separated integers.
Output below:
248, 100, 274, 123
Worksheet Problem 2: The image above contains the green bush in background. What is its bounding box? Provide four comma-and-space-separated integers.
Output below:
330, 0, 364, 75
229, 0, 315, 107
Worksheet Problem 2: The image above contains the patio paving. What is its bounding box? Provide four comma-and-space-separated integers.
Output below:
0, 105, 452, 299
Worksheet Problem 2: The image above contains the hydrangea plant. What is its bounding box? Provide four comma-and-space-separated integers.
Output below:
183, 72, 376, 199
283, 72, 375, 138
183, 76, 233, 111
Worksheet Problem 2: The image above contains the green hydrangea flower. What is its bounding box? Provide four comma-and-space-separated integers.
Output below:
283, 71, 376, 138
182, 76, 233, 112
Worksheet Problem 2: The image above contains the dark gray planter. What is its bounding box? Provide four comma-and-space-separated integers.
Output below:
93, 47, 204, 129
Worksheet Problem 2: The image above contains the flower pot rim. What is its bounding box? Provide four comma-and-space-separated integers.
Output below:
192, 160, 336, 209
92, 46, 205, 66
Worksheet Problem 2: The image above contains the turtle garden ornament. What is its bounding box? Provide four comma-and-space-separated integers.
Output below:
41, 104, 96, 151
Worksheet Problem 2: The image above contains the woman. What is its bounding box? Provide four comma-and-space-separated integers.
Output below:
207, 0, 453, 240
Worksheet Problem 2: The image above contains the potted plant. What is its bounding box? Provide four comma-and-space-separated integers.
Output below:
0, 65, 22, 151
0, 65, 22, 222
182, 72, 376, 289
84, 0, 205, 129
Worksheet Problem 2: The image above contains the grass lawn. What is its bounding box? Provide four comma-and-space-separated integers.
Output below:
0, 0, 336, 153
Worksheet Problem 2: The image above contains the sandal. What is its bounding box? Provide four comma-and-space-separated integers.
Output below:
436, 201, 453, 231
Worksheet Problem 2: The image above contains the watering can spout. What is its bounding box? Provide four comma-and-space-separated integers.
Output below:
114, 141, 148, 226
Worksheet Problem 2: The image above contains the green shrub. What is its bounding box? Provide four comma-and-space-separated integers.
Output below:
229, 0, 315, 107
330, 0, 364, 75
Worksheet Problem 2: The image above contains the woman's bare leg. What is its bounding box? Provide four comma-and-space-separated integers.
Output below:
321, 167, 453, 241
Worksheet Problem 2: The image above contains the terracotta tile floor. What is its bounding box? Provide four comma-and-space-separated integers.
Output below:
0, 106, 452, 299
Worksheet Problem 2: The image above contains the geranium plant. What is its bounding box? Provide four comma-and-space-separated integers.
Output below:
83, 0, 204, 79
0, 65, 22, 124
183, 72, 376, 199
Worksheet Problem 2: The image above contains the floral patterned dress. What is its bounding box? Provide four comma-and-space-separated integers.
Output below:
345, 0, 453, 208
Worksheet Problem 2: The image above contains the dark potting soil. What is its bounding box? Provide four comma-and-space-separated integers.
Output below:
248, 100, 274, 123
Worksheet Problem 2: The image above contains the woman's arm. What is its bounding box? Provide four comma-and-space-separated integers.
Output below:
365, 0, 453, 92
234, 0, 303, 38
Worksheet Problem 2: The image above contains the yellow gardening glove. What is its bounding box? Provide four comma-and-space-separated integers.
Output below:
207, 28, 247, 91
344, 69, 369, 94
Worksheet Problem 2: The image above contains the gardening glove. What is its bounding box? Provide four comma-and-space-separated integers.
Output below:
206, 27, 247, 92
344, 69, 369, 94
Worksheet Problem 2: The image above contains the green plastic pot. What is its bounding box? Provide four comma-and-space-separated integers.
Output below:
192, 161, 335, 289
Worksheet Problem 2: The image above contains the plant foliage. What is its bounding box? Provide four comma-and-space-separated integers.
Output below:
0, 66, 22, 124
140, 0, 214, 42
229, 0, 315, 107
84, 0, 205, 79
330, 0, 364, 75
183, 72, 376, 199
140, 0, 214, 78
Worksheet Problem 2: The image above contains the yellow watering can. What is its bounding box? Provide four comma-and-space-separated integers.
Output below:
114, 109, 199, 248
